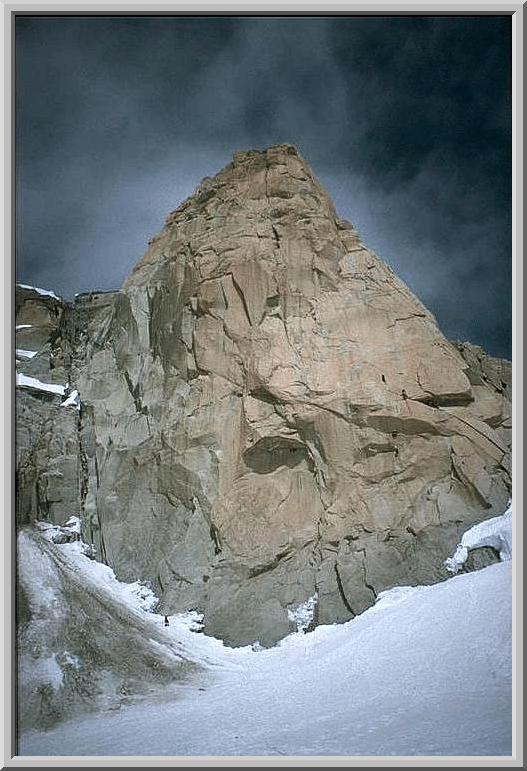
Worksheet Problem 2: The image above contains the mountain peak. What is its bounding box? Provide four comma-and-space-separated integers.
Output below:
231, 142, 301, 163
17, 146, 512, 650
129, 142, 338, 280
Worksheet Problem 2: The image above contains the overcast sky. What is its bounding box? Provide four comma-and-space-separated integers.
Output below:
15, 15, 511, 357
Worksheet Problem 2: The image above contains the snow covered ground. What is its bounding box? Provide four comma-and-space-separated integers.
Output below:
20, 529, 512, 757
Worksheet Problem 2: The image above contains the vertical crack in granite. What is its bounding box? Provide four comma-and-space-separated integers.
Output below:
334, 562, 356, 616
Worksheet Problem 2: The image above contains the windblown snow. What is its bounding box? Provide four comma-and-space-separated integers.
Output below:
19, 509, 513, 758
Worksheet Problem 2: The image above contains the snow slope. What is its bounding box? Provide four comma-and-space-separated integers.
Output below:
20, 539, 512, 757
17, 531, 200, 736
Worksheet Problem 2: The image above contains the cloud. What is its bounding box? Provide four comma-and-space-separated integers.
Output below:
15, 15, 511, 357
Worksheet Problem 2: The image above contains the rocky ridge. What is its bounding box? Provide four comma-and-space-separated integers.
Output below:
16, 144, 512, 646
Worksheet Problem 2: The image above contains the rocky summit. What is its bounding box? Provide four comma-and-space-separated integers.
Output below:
16, 144, 512, 647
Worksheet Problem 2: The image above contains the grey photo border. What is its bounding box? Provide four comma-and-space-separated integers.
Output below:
1, 2, 523, 767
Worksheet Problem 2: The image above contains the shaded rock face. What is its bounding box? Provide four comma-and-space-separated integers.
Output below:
16, 288, 78, 526
16, 145, 512, 646
15, 289, 118, 529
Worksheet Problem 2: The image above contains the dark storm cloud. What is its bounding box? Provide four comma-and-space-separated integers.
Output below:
15, 15, 511, 357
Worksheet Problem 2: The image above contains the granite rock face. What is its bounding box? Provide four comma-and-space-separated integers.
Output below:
16, 145, 512, 646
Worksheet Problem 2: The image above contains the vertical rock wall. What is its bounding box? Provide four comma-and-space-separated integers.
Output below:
16, 145, 512, 646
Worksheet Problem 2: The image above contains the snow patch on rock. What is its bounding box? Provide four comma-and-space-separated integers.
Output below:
287, 594, 318, 633
16, 348, 38, 360
60, 389, 81, 409
17, 283, 61, 300
37, 519, 84, 546
16, 373, 66, 396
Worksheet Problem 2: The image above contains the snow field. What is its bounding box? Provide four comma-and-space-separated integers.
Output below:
20, 524, 512, 757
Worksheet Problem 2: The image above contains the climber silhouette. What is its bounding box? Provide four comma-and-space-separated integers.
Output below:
164, 615, 169, 627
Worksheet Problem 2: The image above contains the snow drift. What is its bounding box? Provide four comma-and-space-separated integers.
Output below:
445, 502, 512, 573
